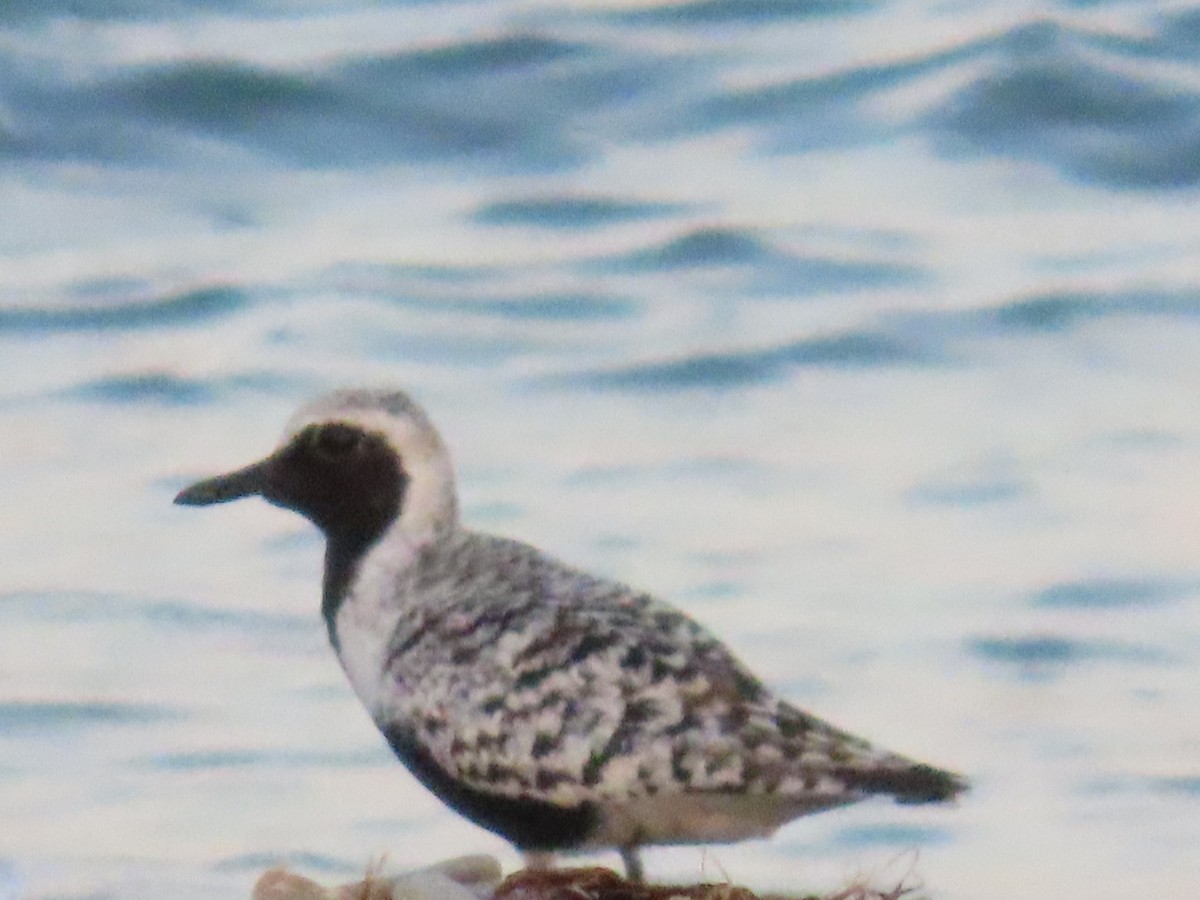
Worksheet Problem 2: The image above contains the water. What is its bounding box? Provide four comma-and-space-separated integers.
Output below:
2, 1, 1198, 897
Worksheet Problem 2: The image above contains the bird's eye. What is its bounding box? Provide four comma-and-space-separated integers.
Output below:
311, 424, 362, 459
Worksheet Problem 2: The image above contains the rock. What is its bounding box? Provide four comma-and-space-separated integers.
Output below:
251, 868, 334, 900
250, 855, 504, 900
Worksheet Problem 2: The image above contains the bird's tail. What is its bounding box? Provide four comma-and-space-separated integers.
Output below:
839, 761, 969, 804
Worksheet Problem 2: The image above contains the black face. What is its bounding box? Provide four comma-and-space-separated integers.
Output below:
263, 423, 405, 541
175, 422, 407, 550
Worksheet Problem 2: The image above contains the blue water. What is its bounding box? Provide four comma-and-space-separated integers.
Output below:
2, 1, 1199, 898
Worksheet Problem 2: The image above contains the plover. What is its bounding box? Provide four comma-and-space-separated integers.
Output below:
175, 388, 966, 881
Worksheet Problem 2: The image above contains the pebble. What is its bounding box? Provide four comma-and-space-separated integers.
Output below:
250, 854, 503, 900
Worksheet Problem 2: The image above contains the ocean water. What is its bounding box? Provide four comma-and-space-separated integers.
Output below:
2, 1, 1199, 898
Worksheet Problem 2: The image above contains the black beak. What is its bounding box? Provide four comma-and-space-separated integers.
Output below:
174, 458, 272, 506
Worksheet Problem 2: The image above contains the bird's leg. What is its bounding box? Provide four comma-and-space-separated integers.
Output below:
522, 851, 556, 872
619, 846, 644, 883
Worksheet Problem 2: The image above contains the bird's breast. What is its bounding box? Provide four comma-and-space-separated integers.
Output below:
332, 585, 407, 719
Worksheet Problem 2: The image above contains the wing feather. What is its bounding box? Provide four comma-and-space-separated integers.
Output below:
378, 533, 961, 809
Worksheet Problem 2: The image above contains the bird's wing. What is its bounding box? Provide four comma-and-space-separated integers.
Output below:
380, 534, 961, 809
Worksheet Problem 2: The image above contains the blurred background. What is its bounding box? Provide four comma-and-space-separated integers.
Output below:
1, 1, 1199, 898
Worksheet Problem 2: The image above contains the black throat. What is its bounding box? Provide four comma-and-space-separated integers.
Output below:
316, 456, 409, 648
322, 532, 388, 650
256, 424, 409, 649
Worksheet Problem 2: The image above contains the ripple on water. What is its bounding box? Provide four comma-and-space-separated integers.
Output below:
103, 61, 399, 166
64, 370, 294, 407
311, 262, 642, 323
590, 226, 926, 293
0, 591, 310, 634
907, 475, 1027, 507
0, 286, 245, 333
776, 820, 954, 859
1160, 7, 1200, 60
0, 0, 245, 22
1154, 776, 1200, 797
881, 289, 1200, 355
599, 227, 777, 271
401, 292, 638, 323
0, 700, 181, 732
967, 634, 1166, 679
473, 194, 684, 229
1032, 578, 1195, 610
10, 33, 646, 169
612, 0, 873, 26
830, 822, 953, 850
905, 454, 1030, 508
114, 63, 334, 131
112, 33, 669, 169
560, 330, 928, 391
133, 747, 385, 772
343, 33, 584, 82
690, 42, 968, 151
982, 290, 1200, 334
928, 20, 1200, 188
66, 372, 217, 406
137, 599, 312, 634
1085, 773, 1200, 798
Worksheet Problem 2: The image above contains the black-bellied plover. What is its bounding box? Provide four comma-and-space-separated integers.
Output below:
175, 388, 966, 881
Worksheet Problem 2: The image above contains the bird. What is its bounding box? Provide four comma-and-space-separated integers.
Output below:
174, 387, 966, 882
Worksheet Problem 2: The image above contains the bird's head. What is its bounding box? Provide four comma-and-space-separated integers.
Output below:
175, 388, 459, 552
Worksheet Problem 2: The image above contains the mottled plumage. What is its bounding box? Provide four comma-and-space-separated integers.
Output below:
175, 388, 966, 880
